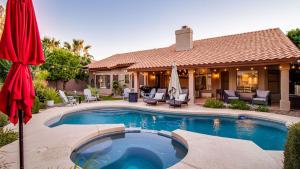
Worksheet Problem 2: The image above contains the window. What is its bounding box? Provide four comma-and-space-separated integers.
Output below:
96, 75, 101, 89
113, 75, 118, 82
237, 70, 258, 92
100, 75, 111, 89
125, 75, 129, 84
195, 71, 212, 91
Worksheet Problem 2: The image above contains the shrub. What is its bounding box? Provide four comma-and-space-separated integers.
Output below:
43, 88, 61, 103
0, 112, 8, 127
255, 105, 269, 112
229, 100, 250, 110
39, 102, 47, 109
32, 96, 40, 114
33, 70, 49, 102
284, 122, 300, 169
0, 128, 18, 148
203, 99, 225, 108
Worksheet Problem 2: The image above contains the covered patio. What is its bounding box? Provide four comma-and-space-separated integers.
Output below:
131, 63, 297, 111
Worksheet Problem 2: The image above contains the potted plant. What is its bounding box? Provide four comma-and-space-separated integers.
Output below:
43, 88, 59, 107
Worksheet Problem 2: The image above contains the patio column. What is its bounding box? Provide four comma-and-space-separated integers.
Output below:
280, 64, 290, 111
144, 72, 148, 86
188, 69, 195, 104
133, 72, 139, 93
94, 73, 96, 88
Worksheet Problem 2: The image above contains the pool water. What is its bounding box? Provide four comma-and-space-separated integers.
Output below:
50, 108, 288, 150
71, 132, 187, 169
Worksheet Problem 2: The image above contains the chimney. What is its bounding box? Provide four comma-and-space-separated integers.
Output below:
175, 26, 193, 51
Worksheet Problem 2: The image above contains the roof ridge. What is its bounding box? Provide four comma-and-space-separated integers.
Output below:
193, 28, 281, 42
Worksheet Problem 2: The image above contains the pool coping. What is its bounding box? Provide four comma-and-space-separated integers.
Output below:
1, 100, 299, 169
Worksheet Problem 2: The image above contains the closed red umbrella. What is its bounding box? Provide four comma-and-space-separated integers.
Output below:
0, 0, 45, 168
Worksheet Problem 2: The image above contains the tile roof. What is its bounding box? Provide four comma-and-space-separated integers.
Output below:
88, 28, 300, 71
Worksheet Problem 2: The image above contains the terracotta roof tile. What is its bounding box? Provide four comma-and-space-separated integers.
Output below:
88, 28, 300, 70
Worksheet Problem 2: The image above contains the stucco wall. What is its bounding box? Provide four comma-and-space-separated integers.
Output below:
90, 68, 131, 95
48, 80, 88, 92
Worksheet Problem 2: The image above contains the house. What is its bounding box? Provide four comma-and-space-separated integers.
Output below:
88, 26, 300, 111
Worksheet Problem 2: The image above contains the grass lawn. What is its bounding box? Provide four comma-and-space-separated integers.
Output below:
100, 95, 123, 101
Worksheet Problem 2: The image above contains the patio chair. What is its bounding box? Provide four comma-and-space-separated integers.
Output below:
156, 88, 167, 102
179, 89, 190, 104
123, 88, 131, 100
84, 89, 97, 102
143, 88, 156, 99
58, 90, 77, 106
252, 90, 271, 106
168, 100, 184, 108
143, 89, 166, 105
167, 90, 189, 108
223, 90, 240, 103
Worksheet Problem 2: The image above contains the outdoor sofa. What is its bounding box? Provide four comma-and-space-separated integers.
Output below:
223, 90, 240, 103
252, 90, 271, 105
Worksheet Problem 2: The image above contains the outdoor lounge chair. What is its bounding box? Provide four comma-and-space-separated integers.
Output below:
143, 88, 156, 99
84, 89, 97, 102
224, 90, 240, 103
168, 90, 189, 108
58, 90, 77, 106
123, 88, 131, 100
252, 90, 271, 105
179, 89, 190, 104
143, 88, 166, 105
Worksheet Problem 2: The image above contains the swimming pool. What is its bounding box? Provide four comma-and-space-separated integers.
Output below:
50, 107, 288, 150
71, 132, 187, 169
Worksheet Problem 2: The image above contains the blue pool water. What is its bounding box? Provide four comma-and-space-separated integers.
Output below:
50, 108, 288, 150
71, 132, 187, 169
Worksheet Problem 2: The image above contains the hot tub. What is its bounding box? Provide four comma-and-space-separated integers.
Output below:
71, 131, 188, 169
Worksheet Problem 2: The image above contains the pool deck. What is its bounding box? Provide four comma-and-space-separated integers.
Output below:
1, 100, 300, 169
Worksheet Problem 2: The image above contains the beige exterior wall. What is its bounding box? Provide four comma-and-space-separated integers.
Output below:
91, 68, 130, 95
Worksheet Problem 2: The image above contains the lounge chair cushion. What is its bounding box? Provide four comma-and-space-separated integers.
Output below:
225, 90, 236, 97
228, 96, 239, 100
176, 94, 187, 102
256, 90, 269, 98
253, 97, 266, 102
154, 93, 164, 100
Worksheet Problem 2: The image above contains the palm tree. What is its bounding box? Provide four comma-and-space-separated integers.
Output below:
83, 45, 93, 59
63, 42, 72, 50
42, 37, 60, 51
72, 39, 84, 55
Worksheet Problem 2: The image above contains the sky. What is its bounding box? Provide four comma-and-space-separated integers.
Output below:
0, 0, 300, 60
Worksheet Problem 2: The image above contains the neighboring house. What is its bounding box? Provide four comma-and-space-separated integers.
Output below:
88, 26, 300, 111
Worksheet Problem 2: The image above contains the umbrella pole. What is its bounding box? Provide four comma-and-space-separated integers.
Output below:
18, 110, 24, 169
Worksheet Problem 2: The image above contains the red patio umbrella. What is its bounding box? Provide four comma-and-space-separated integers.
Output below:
0, 0, 45, 168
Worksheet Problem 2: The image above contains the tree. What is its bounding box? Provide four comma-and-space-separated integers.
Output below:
0, 59, 11, 82
41, 49, 81, 89
63, 42, 72, 50
287, 28, 300, 49
71, 39, 84, 55
42, 37, 61, 52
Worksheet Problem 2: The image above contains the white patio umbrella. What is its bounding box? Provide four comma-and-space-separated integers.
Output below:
168, 63, 182, 100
